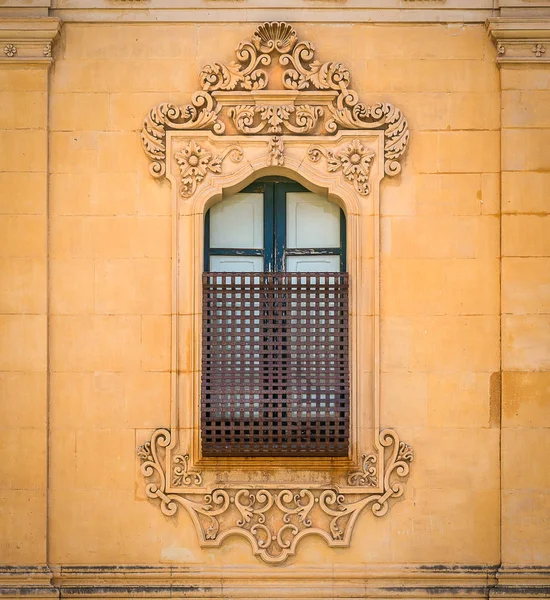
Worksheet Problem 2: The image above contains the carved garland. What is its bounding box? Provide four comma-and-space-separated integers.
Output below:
138, 22, 413, 565
141, 21, 409, 183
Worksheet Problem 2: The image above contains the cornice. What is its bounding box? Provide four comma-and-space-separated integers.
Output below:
487, 17, 550, 64
0, 17, 61, 66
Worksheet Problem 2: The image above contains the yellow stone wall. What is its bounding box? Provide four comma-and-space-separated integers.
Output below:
501, 64, 550, 566
0, 63, 49, 566
0, 10, 549, 599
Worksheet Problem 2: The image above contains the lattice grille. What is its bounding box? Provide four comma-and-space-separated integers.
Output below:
201, 272, 349, 456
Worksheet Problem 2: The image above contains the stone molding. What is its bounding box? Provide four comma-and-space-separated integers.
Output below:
138, 22, 412, 565
3, 564, 550, 598
0, 17, 60, 65
487, 17, 550, 64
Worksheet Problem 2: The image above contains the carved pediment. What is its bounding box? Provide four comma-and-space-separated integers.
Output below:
141, 22, 409, 179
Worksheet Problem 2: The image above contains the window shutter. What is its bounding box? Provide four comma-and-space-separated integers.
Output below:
201, 272, 350, 456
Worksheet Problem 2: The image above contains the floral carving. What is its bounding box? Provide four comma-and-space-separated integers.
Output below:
43, 43, 52, 58
268, 136, 285, 166
138, 428, 413, 564
229, 104, 323, 134
309, 139, 375, 195
141, 22, 409, 182
347, 453, 377, 486
141, 95, 224, 178
173, 454, 202, 486
175, 140, 243, 197
532, 43, 546, 58
3, 44, 17, 57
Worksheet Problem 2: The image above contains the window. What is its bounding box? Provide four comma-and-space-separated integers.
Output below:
201, 178, 349, 457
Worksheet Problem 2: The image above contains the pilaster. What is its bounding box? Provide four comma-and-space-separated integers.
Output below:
0, 15, 60, 600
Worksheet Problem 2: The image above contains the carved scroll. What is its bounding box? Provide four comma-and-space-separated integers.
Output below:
141, 21, 409, 180
138, 428, 413, 565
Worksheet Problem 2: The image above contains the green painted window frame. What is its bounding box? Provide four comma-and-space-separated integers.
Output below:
204, 178, 347, 272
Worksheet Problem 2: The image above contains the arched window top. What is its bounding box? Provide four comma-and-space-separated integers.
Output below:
204, 177, 346, 273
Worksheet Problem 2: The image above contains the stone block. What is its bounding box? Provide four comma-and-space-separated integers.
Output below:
383, 216, 499, 259
50, 131, 99, 174
98, 132, 140, 173
389, 488, 500, 563
94, 258, 171, 315
50, 315, 141, 372
0, 215, 46, 258
502, 258, 550, 314
503, 428, 550, 490
0, 130, 47, 172
381, 258, 499, 316
0, 90, 47, 130
502, 315, 550, 371
0, 258, 46, 314
75, 429, 136, 490
0, 372, 46, 429
0, 429, 46, 490
415, 173, 484, 216
503, 215, 550, 257
502, 172, 550, 214
50, 258, 95, 315
502, 90, 550, 129
502, 371, 550, 428
0, 490, 46, 564
502, 490, 550, 565
380, 371, 428, 428
409, 315, 499, 372
412, 427, 499, 490
0, 315, 46, 372
0, 67, 47, 92
50, 92, 110, 131
501, 67, 550, 91
502, 129, 550, 171
0, 173, 47, 215
140, 315, 171, 372
427, 372, 493, 428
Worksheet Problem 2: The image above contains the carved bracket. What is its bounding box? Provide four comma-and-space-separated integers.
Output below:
141, 21, 409, 180
138, 428, 413, 565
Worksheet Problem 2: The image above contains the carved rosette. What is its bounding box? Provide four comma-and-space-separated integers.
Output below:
138, 429, 413, 564
309, 138, 376, 196
141, 21, 409, 179
174, 139, 243, 197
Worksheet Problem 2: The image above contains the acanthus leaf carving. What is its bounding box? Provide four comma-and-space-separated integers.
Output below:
175, 139, 243, 197
138, 428, 413, 565
267, 136, 285, 166
141, 94, 224, 178
229, 103, 324, 135
141, 22, 409, 179
309, 138, 375, 195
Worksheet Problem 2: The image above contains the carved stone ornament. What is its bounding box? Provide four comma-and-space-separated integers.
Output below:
138, 22, 413, 565
138, 428, 413, 564
141, 21, 409, 181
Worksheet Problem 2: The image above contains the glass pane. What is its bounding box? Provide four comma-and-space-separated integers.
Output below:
210, 193, 263, 249
286, 192, 340, 249
286, 255, 340, 272
210, 255, 264, 272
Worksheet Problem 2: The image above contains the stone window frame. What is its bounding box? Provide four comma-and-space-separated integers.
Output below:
137, 21, 414, 564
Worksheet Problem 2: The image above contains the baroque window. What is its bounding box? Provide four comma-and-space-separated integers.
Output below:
137, 22, 413, 565
201, 178, 349, 456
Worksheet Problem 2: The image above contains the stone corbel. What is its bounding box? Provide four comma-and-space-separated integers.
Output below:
487, 18, 550, 64
0, 18, 61, 65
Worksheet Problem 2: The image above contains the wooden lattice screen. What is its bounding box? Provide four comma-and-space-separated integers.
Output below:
201, 272, 350, 456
